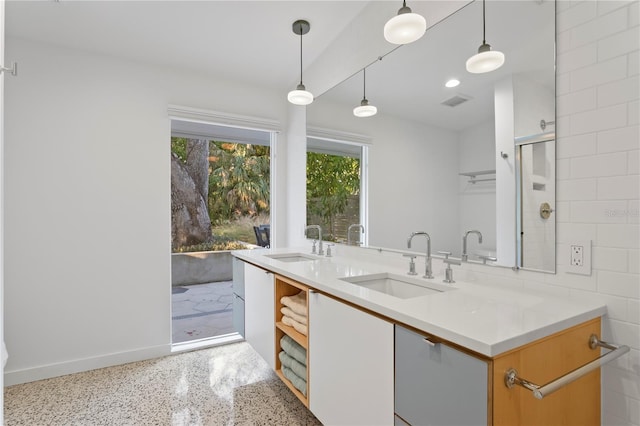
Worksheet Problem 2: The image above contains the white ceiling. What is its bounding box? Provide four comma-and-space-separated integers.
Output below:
5, 0, 370, 91
6, 1, 555, 132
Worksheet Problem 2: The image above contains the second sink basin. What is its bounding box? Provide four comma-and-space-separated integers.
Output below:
340, 273, 452, 299
265, 253, 318, 263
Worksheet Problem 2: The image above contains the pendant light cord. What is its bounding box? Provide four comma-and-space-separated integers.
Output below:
482, 0, 486, 44
363, 68, 367, 99
299, 23, 304, 85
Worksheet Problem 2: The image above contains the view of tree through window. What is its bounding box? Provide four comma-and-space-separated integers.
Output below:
170, 137, 270, 252
306, 152, 361, 242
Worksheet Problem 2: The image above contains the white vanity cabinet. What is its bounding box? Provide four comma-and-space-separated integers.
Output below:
308, 292, 394, 426
243, 262, 275, 369
395, 325, 489, 426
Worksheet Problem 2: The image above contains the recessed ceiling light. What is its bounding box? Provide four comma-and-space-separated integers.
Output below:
445, 79, 460, 88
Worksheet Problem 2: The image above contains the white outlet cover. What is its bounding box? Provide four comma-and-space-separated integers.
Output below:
567, 240, 592, 276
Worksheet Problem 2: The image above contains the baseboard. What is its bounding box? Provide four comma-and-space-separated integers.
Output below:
171, 333, 243, 354
3, 344, 171, 386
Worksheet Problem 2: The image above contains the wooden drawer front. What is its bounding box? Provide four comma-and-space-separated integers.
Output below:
492, 318, 601, 426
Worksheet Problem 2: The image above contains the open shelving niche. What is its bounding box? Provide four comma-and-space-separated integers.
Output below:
274, 274, 310, 407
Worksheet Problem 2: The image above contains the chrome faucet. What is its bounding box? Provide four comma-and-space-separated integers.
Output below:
462, 230, 483, 262
347, 224, 365, 246
305, 225, 324, 255
407, 231, 434, 279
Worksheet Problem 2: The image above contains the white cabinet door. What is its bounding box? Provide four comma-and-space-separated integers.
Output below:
244, 262, 275, 369
309, 292, 394, 426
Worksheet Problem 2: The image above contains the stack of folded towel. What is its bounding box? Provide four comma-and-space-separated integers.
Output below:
280, 291, 307, 335
279, 335, 307, 396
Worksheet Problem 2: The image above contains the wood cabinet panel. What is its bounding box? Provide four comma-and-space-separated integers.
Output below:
492, 318, 601, 426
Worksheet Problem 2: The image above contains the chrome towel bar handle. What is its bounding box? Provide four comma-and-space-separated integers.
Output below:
504, 334, 630, 400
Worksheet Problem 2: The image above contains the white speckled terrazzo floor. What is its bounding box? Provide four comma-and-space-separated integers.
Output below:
4, 342, 321, 426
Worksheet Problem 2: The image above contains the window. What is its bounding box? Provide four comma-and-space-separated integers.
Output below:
306, 137, 368, 245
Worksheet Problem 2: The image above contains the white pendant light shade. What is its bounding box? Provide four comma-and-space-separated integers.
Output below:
466, 0, 505, 74
288, 84, 314, 106
466, 44, 505, 74
384, 2, 426, 45
288, 20, 314, 105
354, 100, 377, 118
354, 69, 377, 118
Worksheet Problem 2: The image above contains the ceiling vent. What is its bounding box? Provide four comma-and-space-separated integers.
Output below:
441, 94, 472, 108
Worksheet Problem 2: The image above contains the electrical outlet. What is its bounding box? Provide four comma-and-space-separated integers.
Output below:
567, 240, 591, 276
571, 245, 584, 266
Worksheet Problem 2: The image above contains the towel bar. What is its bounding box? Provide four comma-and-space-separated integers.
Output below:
504, 334, 629, 400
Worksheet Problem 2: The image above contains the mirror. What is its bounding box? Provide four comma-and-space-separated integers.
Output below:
307, 0, 556, 272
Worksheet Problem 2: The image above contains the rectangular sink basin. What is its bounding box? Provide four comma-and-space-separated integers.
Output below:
265, 253, 318, 263
340, 273, 451, 299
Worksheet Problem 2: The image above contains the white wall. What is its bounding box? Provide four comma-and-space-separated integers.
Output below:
1, 0, 5, 421
284, 103, 307, 247
513, 73, 556, 139
494, 77, 518, 266
458, 120, 497, 257
3, 38, 293, 384
307, 101, 460, 254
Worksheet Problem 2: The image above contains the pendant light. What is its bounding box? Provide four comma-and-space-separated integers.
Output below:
287, 20, 314, 106
466, 0, 505, 74
353, 68, 377, 118
384, 0, 426, 45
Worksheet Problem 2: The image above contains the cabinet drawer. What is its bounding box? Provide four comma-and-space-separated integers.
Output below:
395, 325, 489, 426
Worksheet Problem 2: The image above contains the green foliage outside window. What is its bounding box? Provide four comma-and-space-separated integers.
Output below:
208, 142, 270, 224
306, 152, 360, 238
171, 137, 270, 225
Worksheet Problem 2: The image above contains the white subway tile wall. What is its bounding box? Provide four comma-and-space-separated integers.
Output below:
555, 2, 638, 424
466, 2, 639, 424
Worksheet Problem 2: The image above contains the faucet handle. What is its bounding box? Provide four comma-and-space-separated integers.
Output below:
311, 240, 317, 254
443, 257, 462, 266
437, 251, 451, 259
326, 243, 335, 257
403, 254, 418, 275
477, 254, 497, 264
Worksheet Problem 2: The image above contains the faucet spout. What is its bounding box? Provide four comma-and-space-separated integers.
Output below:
462, 230, 483, 262
407, 231, 433, 279
305, 225, 324, 255
347, 224, 365, 246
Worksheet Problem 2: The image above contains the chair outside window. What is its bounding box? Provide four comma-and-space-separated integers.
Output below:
253, 225, 270, 248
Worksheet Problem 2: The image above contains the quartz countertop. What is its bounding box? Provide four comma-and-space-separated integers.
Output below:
232, 246, 606, 357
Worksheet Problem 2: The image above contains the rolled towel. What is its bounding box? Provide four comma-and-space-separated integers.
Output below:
281, 306, 307, 324
280, 291, 306, 316
280, 335, 307, 366
282, 315, 308, 336
279, 350, 307, 379
281, 365, 307, 396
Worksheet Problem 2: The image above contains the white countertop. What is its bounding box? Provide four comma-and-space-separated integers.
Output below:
232, 246, 606, 357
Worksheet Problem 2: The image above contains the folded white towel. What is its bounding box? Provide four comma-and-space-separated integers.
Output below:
282, 315, 308, 336
281, 306, 307, 324
281, 291, 306, 316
